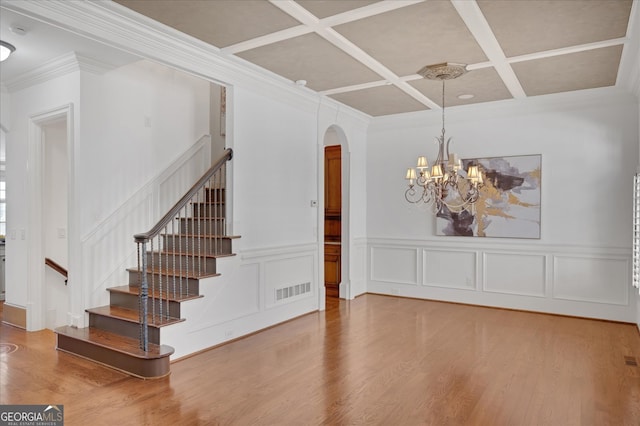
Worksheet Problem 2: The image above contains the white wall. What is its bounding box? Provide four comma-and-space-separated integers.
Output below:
78, 60, 210, 236
367, 90, 639, 322
5, 71, 80, 328
232, 86, 318, 250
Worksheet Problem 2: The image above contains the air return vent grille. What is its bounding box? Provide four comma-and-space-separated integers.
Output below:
276, 282, 311, 301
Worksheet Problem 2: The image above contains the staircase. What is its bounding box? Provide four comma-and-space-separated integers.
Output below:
56, 149, 236, 379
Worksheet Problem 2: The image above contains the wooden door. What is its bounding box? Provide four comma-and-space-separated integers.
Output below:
324, 145, 341, 298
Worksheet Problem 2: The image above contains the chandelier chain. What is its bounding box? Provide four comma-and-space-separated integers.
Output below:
441, 79, 445, 137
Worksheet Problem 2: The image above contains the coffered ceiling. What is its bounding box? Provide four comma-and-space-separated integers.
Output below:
113, 0, 637, 117
7, 0, 639, 118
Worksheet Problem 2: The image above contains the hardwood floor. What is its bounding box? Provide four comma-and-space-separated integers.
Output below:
1, 295, 639, 425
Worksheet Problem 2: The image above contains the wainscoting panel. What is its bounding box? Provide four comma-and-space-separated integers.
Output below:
198, 262, 261, 326
265, 253, 315, 309
553, 255, 629, 305
163, 244, 319, 359
483, 252, 546, 297
366, 238, 634, 322
370, 247, 418, 285
423, 250, 476, 290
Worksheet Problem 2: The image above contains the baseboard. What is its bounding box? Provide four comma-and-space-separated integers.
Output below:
366, 292, 637, 325
2, 303, 27, 329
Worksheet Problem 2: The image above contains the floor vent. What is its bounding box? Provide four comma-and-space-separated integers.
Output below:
624, 356, 638, 366
276, 282, 311, 301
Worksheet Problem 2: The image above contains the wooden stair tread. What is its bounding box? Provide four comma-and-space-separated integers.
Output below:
162, 233, 241, 239
55, 325, 173, 359
145, 250, 236, 259
126, 267, 221, 279
87, 305, 184, 327
108, 285, 203, 302
179, 216, 226, 220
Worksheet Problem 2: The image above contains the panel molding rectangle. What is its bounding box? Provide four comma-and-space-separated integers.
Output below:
483, 252, 546, 297
422, 249, 477, 290
553, 254, 629, 305
264, 254, 316, 309
370, 246, 418, 285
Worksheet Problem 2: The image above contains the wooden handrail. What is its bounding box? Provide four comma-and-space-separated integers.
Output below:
133, 147, 233, 352
134, 148, 233, 244
45, 257, 68, 284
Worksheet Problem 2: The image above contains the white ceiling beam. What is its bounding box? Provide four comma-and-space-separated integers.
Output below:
321, 0, 426, 27
451, 0, 527, 99
270, 0, 439, 109
222, 25, 312, 54
320, 80, 390, 96
507, 38, 628, 64
228, 0, 425, 56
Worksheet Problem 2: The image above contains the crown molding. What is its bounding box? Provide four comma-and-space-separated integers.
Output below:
369, 86, 638, 131
1, 0, 371, 124
4, 51, 114, 92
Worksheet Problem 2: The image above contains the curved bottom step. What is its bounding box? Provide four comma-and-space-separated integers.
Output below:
55, 325, 174, 379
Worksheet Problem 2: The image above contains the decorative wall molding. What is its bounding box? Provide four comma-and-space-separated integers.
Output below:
367, 237, 631, 255
483, 252, 546, 298
5, 52, 115, 92
2, 0, 371, 126
553, 254, 630, 306
369, 87, 638, 132
366, 237, 634, 322
422, 249, 477, 290
241, 243, 317, 260
160, 243, 319, 359
370, 246, 419, 285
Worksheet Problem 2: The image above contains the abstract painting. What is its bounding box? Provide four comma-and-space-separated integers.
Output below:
436, 155, 541, 238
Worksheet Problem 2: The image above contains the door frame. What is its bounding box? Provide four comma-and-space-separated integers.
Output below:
27, 104, 75, 330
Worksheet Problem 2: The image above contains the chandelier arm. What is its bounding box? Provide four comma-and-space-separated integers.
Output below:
440, 185, 482, 211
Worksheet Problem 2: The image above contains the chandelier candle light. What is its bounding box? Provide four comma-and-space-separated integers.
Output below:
404, 63, 483, 213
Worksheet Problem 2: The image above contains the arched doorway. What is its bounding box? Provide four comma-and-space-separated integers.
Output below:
322, 126, 350, 302
324, 144, 341, 298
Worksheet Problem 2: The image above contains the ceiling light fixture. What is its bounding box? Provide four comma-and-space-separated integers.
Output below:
0, 41, 16, 62
404, 63, 483, 213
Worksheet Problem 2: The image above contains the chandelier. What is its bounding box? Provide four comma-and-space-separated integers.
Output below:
404, 63, 483, 213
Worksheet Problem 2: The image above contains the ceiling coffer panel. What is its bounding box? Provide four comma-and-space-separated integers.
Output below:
329, 85, 428, 117
333, 1, 488, 77
512, 45, 623, 97
477, 0, 633, 57
295, 0, 381, 19
237, 33, 382, 91
410, 67, 512, 107
114, 0, 301, 48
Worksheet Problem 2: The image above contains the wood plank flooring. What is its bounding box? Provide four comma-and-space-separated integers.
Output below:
1, 295, 640, 425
